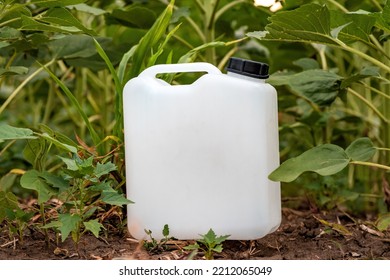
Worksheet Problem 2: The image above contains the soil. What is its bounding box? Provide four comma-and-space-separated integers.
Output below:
1, 207, 389, 260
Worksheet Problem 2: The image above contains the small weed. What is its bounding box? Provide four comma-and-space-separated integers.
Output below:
143, 224, 172, 253
184, 228, 230, 260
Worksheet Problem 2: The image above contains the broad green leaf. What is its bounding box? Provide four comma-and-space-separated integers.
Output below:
20, 170, 56, 204
20, 15, 80, 33
83, 219, 103, 238
0, 26, 21, 39
38, 124, 78, 148
268, 70, 342, 106
88, 181, 111, 192
40, 220, 62, 229
214, 234, 231, 244
345, 137, 376, 162
0, 4, 31, 28
293, 58, 320, 70
0, 66, 28, 76
30, 0, 86, 8
23, 138, 47, 167
0, 124, 36, 143
39, 171, 69, 193
212, 244, 223, 253
48, 35, 97, 59
202, 228, 217, 244
101, 190, 133, 206
247, 4, 338, 46
247, 3, 376, 47
67, 4, 106, 16
94, 162, 117, 178
58, 156, 78, 171
42, 7, 96, 36
0, 191, 19, 223
341, 67, 380, 89
58, 213, 82, 242
0, 173, 17, 192
269, 144, 350, 182
374, 1, 390, 32
330, 11, 376, 44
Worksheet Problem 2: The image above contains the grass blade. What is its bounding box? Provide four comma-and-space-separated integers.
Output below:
40, 62, 101, 148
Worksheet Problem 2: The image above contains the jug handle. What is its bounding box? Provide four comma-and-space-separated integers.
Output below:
139, 63, 222, 78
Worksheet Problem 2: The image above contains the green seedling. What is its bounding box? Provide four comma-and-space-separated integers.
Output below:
40, 153, 132, 251
143, 224, 172, 253
0, 191, 33, 244
184, 228, 230, 260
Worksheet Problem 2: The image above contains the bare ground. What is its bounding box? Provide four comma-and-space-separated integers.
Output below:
1, 208, 389, 260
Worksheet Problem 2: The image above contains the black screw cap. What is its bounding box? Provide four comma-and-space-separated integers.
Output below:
226, 57, 269, 79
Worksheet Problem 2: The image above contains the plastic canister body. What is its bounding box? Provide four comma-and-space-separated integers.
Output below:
123, 62, 281, 240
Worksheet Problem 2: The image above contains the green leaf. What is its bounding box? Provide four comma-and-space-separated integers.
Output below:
20, 15, 80, 33
23, 138, 47, 167
40, 62, 101, 147
341, 67, 380, 89
183, 243, 200, 250
30, 0, 87, 8
40, 220, 62, 229
247, 3, 376, 47
130, 0, 175, 78
376, 213, 390, 231
20, 170, 56, 204
39, 172, 69, 193
345, 137, 376, 161
48, 35, 97, 59
42, 7, 96, 36
101, 190, 133, 206
59, 213, 82, 242
83, 219, 103, 238
330, 11, 376, 44
0, 66, 28, 76
0, 124, 36, 143
68, 4, 106, 15
247, 4, 338, 46
94, 162, 117, 178
269, 144, 350, 182
162, 224, 169, 237
0, 26, 21, 39
0, 173, 17, 192
39, 133, 77, 154
107, 7, 156, 28
293, 58, 320, 70
88, 181, 111, 192
58, 156, 79, 171
374, 1, 390, 32
212, 244, 223, 253
202, 228, 217, 244
178, 41, 226, 64
0, 191, 19, 223
268, 70, 342, 106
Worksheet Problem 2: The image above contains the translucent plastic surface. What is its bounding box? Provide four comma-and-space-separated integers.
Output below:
123, 63, 281, 240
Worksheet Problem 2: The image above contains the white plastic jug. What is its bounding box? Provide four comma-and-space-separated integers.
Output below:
123, 58, 281, 240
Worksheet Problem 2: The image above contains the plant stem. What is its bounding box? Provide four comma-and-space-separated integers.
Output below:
338, 42, 390, 73
347, 88, 389, 124
350, 161, 390, 171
